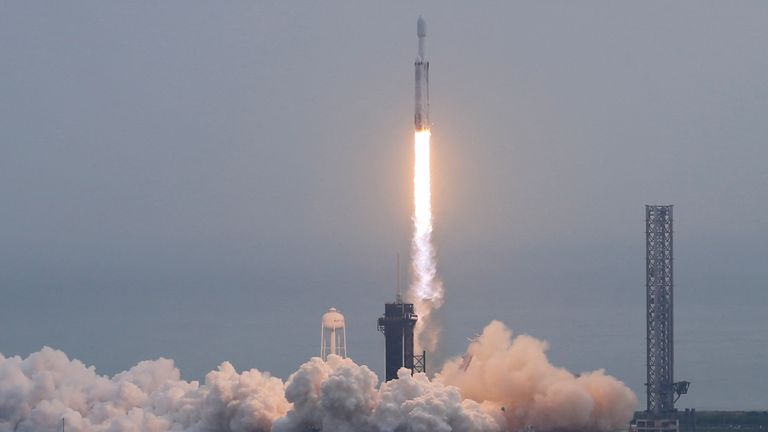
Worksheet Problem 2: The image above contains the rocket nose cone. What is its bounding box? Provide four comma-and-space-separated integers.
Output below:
417, 16, 426, 37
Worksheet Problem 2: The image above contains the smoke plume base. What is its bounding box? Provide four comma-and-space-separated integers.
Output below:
0, 321, 635, 432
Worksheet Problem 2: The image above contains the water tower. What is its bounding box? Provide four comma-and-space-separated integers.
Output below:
320, 307, 347, 360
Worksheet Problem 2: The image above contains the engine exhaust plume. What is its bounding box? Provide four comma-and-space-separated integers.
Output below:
409, 129, 443, 354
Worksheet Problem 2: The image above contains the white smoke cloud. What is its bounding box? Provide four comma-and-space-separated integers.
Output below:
272, 356, 378, 432
374, 369, 502, 432
0, 347, 288, 432
0, 321, 636, 432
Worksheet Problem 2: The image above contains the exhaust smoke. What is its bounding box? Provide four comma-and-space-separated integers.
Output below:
0, 321, 635, 432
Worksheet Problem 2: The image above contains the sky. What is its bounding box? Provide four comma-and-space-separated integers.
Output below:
1, 1, 767, 410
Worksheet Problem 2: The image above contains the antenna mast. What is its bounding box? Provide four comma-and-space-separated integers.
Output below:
396, 253, 402, 303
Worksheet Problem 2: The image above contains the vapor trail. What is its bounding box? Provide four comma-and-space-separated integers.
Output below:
410, 129, 444, 353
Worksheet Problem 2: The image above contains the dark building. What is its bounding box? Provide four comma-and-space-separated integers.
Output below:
377, 301, 425, 381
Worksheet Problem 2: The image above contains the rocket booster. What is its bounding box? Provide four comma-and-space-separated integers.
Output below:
415, 16, 429, 131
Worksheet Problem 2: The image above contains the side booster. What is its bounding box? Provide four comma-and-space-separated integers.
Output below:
415, 16, 429, 131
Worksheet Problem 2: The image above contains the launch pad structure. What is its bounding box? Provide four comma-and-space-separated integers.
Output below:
377, 300, 426, 381
634, 205, 692, 432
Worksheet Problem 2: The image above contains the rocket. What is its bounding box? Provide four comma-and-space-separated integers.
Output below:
415, 16, 429, 131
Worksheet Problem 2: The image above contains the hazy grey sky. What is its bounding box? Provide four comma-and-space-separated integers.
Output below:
1, 1, 767, 410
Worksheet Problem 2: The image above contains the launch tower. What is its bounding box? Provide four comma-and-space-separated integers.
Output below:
636, 205, 691, 432
378, 300, 425, 381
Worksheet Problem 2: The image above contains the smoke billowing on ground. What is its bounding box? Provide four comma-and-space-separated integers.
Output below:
0, 321, 635, 432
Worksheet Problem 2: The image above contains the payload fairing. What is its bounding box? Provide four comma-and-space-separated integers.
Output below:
415, 16, 429, 132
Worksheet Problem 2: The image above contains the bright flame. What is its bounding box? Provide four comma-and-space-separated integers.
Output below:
410, 129, 443, 353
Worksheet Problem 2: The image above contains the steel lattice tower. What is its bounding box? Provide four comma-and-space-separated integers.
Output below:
646, 205, 675, 414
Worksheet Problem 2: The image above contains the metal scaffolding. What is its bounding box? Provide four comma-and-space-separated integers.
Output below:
646, 205, 675, 414
646, 205, 689, 420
